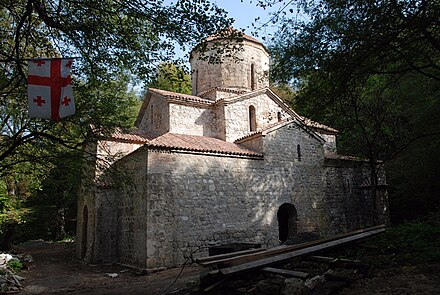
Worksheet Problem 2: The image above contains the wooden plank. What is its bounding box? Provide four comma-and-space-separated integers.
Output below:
308, 256, 359, 263
203, 278, 228, 292
219, 227, 385, 276
262, 267, 309, 278
212, 225, 385, 268
196, 248, 266, 265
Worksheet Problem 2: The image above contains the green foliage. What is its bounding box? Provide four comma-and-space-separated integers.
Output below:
332, 214, 440, 266
6, 259, 22, 273
149, 63, 192, 94
270, 83, 296, 106
266, 0, 440, 221
0, 0, 232, 244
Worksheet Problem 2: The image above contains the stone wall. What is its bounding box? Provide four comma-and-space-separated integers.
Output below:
169, 103, 221, 138
92, 187, 120, 263
319, 133, 337, 153
137, 94, 170, 137
126, 122, 336, 269
323, 161, 373, 234
190, 39, 269, 96
95, 139, 143, 177
88, 122, 387, 270
223, 92, 290, 142
115, 148, 149, 268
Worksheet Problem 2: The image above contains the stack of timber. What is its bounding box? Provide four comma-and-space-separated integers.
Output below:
197, 225, 385, 281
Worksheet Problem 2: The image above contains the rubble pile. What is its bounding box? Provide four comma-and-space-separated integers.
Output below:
0, 253, 32, 294
199, 256, 372, 295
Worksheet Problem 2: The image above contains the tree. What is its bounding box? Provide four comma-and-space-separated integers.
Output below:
149, 63, 192, 94
1, 0, 232, 169
0, 0, 232, 244
266, 0, 440, 221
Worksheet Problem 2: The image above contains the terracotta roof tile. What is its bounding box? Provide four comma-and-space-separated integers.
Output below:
110, 129, 153, 143
299, 116, 338, 133
324, 152, 364, 161
149, 88, 213, 104
108, 130, 262, 157
150, 133, 262, 157
198, 87, 247, 98
205, 27, 264, 47
234, 118, 293, 142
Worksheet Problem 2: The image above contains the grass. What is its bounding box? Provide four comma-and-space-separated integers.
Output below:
330, 212, 440, 266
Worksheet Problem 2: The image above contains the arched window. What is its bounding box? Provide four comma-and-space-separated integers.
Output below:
150, 105, 154, 125
194, 69, 198, 94
277, 111, 282, 122
249, 105, 257, 132
250, 64, 255, 91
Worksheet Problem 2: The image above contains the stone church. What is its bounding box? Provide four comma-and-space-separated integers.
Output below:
76, 30, 388, 270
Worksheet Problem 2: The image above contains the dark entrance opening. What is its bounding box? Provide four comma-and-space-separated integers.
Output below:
277, 203, 298, 243
81, 205, 88, 259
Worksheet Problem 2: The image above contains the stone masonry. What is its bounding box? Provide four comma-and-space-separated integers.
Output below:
76, 29, 389, 270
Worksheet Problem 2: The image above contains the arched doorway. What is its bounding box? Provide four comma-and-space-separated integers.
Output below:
277, 203, 298, 243
81, 205, 88, 259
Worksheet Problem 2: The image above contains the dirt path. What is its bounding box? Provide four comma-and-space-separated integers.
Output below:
12, 240, 440, 294
14, 240, 200, 295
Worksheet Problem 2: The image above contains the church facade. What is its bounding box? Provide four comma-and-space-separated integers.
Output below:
76, 31, 388, 270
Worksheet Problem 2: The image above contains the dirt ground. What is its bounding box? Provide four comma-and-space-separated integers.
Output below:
14, 240, 200, 295
12, 240, 440, 295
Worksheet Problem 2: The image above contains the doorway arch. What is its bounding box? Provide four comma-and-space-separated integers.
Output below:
81, 205, 88, 259
277, 203, 298, 243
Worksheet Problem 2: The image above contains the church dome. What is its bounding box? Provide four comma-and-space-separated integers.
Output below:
190, 28, 270, 97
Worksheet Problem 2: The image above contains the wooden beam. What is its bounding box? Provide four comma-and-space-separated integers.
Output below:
219, 227, 385, 276
209, 225, 385, 268
196, 248, 266, 265
308, 256, 359, 263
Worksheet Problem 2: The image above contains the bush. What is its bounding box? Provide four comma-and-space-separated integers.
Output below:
6, 259, 22, 273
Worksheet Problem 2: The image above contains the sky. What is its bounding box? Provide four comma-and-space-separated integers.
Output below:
173, 0, 291, 60
212, 0, 281, 42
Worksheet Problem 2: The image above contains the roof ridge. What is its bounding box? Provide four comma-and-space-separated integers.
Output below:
198, 87, 248, 98
148, 88, 213, 104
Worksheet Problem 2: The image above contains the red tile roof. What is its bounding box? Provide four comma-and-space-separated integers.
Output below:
107, 130, 262, 157
204, 27, 264, 46
299, 116, 338, 133
110, 129, 153, 143
198, 87, 248, 98
149, 133, 262, 157
324, 152, 364, 161
149, 88, 214, 105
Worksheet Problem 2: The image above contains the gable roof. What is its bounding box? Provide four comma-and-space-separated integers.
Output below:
135, 88, 214, 127
149, 133, 262, 157
106, 129, 262, 158
198, 87, 248, 99
234, 118, 326, 144
136, 87, 337, 140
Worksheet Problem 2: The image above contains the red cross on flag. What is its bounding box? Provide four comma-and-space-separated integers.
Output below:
28, 58, 75, 120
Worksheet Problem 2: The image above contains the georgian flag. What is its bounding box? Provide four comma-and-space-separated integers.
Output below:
28, 58, 75, 120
